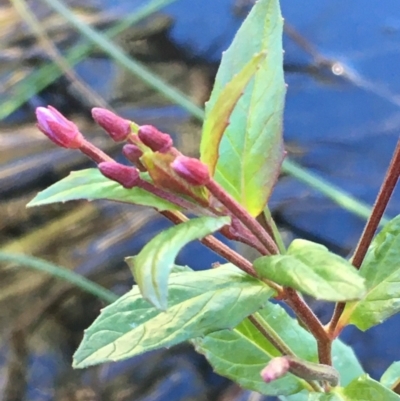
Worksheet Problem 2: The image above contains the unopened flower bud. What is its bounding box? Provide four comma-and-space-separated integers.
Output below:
92, 108, 131, 142
260, 357, 290, 383
98, 162, 139, 188
36, 106, 84, 149
138, 125, 173, 152
261, 355, 340, 387
123, 144, 143, 164
171, 156, 210, 186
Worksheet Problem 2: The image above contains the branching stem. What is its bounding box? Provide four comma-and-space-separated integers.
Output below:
137, 179, 211, 215
206, 179, 279, 255
248, 314, 323, 393
160, 211, 283, 295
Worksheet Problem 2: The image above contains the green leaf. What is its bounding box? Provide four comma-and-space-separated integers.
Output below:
253, 239, 365, 302
73, 265, 273, 368
171, 264, 193, 273
280, 391, 342, 401
201, 51, 266, 174
27, 168, 179, 211
331, 339, 364, 387
193, 302, 315, 396
288, 377, 400, 401
193, 302, 363, 396
381, 361, 400, 390
279, 392, 309, 401
334, 375, 400, 400
342, 215, 400, 330
282, 378, 400, 401
126, 216, 230, 310
200, 0, 286, 217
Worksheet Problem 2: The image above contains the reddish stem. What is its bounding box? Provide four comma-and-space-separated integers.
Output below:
221, 220, 269, 255
80, 139, 114, 163
248, 314, 294, 356
352, 139, 400, 269
284, 288, 331, 365
160, 210, 282, 294
137, 179, 209, 214
328, 139, 400, 337
201, 236, 282, 294
160, 211, 256, 273
161, 211, 251, 273
206, 179, 279, 255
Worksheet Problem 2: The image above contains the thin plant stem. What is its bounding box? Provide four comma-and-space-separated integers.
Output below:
263, 207, 286, 253
350, 138, 400, 269
206, 179, 279, 255
137, 179, 210, 214
221, 219, 269, 255
80, 140, 114, 163
284, 288, 331, 365
248, 314, 323, 393
161, 210, 258, 277
249, 313, 296, 356
0, 252, 118, 304
160, 210, 283, 295
328, 138, 400, 337
230, 230, 269, 256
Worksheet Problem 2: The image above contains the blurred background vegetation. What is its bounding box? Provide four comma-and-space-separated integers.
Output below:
1, 0, 400, 400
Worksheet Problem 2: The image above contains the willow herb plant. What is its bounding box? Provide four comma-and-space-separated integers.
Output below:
28, 0, 400, 399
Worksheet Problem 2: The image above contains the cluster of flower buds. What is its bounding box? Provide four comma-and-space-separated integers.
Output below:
35, 106, 276, 257
35, 106, 212, 207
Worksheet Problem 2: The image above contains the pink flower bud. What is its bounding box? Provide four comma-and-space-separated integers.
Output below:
171, 156, 210, 186
92, 108, 131, 142
98, 162, 139, 188
36, 106, 84, 149
138, 125, 173, 152
123, 144, 143, 164
260, 357, 290, 383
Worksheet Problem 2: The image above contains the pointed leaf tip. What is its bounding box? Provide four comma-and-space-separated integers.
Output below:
201, 51, 268, 176
200, 0, 285, 216
27, 168, 179, 211
128, 216, 231, 310
73, 266, 273, 368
